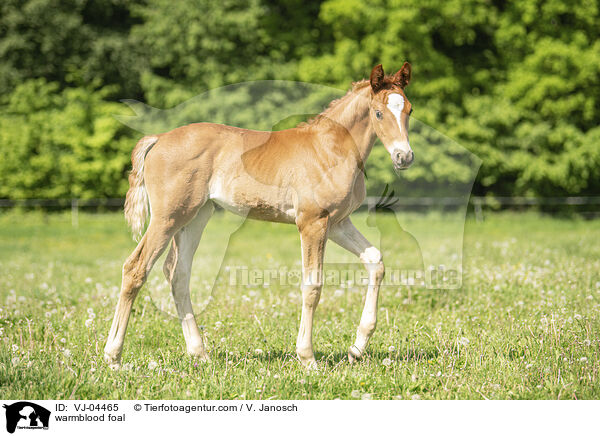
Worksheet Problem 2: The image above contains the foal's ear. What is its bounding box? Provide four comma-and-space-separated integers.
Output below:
393, 62, 412, 88
370, 64, 385, 92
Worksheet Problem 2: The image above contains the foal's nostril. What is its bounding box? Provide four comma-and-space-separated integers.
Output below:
393, 150, 413, 168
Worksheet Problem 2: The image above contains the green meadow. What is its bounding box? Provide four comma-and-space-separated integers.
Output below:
1, 211, 599, 399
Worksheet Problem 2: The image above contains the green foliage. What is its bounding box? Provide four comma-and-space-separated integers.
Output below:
130, 0, 326, 106
0, 79, 133, 198
0, 0, 598, 199
0, 0, 145, 98
297, 0, 600, 197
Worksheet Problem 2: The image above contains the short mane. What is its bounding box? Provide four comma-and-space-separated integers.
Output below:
299, 73, 402, 128
298, 80, 372, 127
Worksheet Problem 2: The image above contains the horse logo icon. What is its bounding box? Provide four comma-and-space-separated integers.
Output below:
3, 402, 50, 433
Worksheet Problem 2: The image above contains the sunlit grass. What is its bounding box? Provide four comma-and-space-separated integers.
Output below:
0, 210, 599, 399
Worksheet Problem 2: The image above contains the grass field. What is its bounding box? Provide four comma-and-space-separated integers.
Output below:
1, 210, 599, 400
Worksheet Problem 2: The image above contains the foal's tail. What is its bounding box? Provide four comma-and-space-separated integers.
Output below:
124, 135, 158, 241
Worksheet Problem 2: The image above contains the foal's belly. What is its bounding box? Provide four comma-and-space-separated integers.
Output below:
211, 196, 297, 224
208, 174, 297, 224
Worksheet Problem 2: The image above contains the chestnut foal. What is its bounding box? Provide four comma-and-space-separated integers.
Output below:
104, 63, 414, 369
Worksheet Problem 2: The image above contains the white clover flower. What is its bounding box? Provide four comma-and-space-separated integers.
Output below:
361, 393, 372, 400
351, 390, 360, 398
388, 345, 396, 353
574, 314, 582, 320
583, 339, 591, 346
11, 357, 19, 366
215, 321, 223, 329
12, 344, 18, 352
254, 348, 263, 355
148, 361, 158, 370
299, 379, 306, 385
382, 358, 392, 367
220, 337, 226, 343
458, 337, 470, 346
411, 394, 421, 400
60, 338, 66, 343
334, 289, 344, 297
580, 357, 588, 363
85, 319, 94, 328
63, 349, 71, 357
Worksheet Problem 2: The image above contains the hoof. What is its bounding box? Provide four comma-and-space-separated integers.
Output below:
296, 351, 318, 370
104, 353, 121, 370
300, 358, 318, 371
188, 349, 211, 362
348, 345, 363, 364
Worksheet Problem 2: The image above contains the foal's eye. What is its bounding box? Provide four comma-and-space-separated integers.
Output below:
409, 108, 413, 116
375, 110, 383, 120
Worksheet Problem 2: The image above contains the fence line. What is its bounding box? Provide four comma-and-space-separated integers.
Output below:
0, 198, 125, 207
1, 196, 600, 226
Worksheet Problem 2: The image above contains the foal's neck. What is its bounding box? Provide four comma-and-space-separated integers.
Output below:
318, 85, 376, 166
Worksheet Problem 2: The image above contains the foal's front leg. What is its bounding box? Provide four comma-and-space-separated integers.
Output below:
329, 217, 384, 362
295, 215, 329, 369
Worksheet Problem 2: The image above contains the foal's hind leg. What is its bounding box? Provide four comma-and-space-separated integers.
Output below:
163, 202, 214, 361
104, 221, 176, 368
295, 215, 329, 369
329, 217, 384, 362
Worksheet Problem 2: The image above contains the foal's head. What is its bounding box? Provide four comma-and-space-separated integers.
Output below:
368, 63, 413, 171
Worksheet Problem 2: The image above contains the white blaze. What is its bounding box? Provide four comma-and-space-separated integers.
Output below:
386, 93, 404, 131
386, 93, 411, 156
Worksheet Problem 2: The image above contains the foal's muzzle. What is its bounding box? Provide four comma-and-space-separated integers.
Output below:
393, 149, 414, 170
